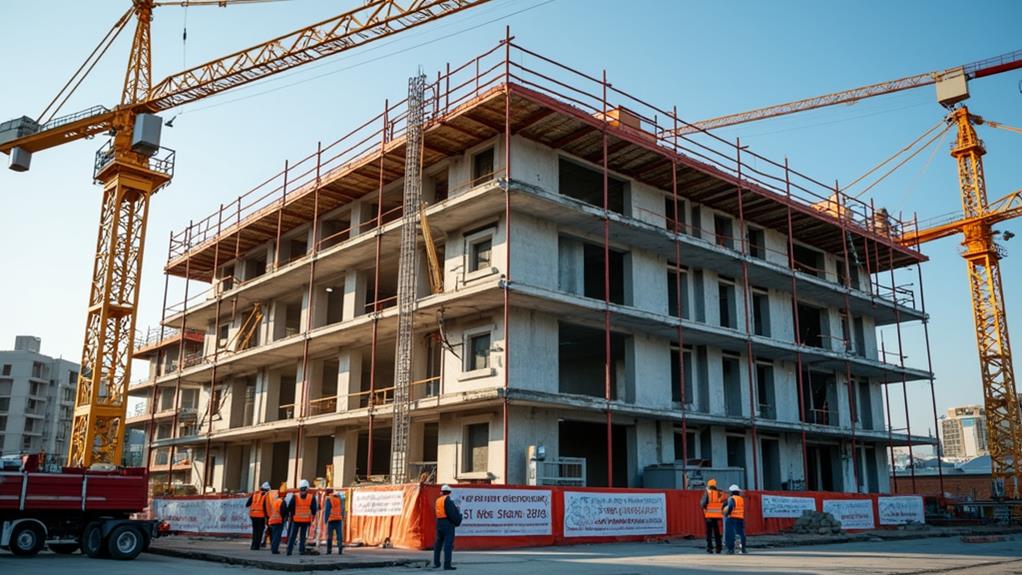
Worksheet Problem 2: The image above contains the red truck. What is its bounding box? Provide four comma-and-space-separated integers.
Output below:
0, 463, 163, 559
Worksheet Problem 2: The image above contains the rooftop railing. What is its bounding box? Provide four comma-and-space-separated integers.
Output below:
166, 38, 917, 262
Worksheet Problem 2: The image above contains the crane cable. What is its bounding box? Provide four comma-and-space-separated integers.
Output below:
848, 122, 952, 200
840, 118, 946, 196
37, 6, 136, 125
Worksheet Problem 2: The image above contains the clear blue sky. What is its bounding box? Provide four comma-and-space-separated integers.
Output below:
1, 0, 1020, 446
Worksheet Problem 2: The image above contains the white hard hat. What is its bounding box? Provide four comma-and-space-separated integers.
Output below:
728, 484, 741, 492
261, 482, 271, 490
299, 479, 310, 490
440, 484, 452, 492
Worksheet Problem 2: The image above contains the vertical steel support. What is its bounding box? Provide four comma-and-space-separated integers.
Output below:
146, 232, 174, 474
203, 203, 225, 490
888, 242, 916, 492
784, 159, 810, 485
366, 101, 388, 478
836, 187, 860, 492
293, 143, 323, 483
502, 27, 512, 485
273, 161, 288, 270
601, 69, 613, 488
736, 138, 760, 490
670, 106, 688, 484
882, 354, 897, 494
916, 260, 944, 496
166, 221, 192, 493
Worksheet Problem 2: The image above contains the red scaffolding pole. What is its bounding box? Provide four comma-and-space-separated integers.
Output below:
784, 159, 810, 486
599, 69, 615, 488
502, 26, 512, 486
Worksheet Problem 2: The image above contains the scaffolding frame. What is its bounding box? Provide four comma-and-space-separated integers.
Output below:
138, 33, 942, 494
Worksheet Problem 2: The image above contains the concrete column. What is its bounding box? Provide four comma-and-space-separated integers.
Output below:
334, 429, 358, 487
338, 350, 363, 411
342, 270, 367, 321
254, 369, 268, 425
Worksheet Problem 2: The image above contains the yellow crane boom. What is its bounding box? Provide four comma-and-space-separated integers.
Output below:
0, 0, 489, 468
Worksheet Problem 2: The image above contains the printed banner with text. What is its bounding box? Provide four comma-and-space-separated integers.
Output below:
878, 496, 925, 525
822, 498, 875, 530
563, 491, 667, 538
153, 497, 249, 535
452, 488, 553, 536
351, 489, 405, 517
760, 494, 817, 518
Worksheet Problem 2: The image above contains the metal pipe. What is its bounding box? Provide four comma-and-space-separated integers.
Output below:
671, 105, 688, 483
784, 159, 810, 485
736, 138, 760, 490
293, 142, 323, 483
601, 68, 613, 488
836, 185, 860, 492
915, 259, 944, 496
202, 203, 225, 490
366, 100, 388, 479
887, 236, 916, 492
167, 220, 193, 494
502, 26, 512, 485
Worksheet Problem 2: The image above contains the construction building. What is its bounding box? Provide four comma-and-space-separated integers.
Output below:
940, 405, 989, 461
129, 40, 936, 495
0, 336, 79, 464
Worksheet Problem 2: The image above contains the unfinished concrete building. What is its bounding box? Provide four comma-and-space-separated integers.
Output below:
128, 40, 936, 495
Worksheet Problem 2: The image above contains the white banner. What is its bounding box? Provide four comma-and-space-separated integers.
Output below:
152, 497, 249, 534
351, 489, 405, 517
878, 496, 924, 525
761, 495, 817, 518
822, 499, 875, 530
563, 491, 666, 538
451, 488, 552, 536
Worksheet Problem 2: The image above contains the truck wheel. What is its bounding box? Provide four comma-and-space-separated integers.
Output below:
106, 525, 144, 560
82, 522, 107, 558
9, 522, 45, 557
49, 543, 79, 554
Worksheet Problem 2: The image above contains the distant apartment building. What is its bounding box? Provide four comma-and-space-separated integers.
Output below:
940, 405, 988, 460
0, 336, 79, 464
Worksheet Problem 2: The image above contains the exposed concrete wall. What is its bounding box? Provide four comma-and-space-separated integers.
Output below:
508, 308, 558, 394
511, 213, 558, 289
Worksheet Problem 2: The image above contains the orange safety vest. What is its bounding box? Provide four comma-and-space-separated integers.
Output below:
268, 497, 284, 526
327, 494, 343, 522
704, 489, 725, 519
293, 493, 313, 524
435, 495, 448, 520
728, 495, 745, 520
250, 491, 267, 518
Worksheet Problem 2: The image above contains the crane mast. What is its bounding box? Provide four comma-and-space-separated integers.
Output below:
1, 0, 490, 468
950, 108, 1022, 498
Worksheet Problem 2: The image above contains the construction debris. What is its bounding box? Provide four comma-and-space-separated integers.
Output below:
790, 510, 845, 536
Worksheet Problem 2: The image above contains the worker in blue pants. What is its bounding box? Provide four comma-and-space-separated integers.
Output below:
433, 485, 462, 570
723, 484, 747, 554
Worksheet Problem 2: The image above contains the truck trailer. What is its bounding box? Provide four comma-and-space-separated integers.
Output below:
0, 464, 162, 559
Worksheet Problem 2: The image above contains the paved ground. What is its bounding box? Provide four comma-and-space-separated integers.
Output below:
3, 533, 1021, 575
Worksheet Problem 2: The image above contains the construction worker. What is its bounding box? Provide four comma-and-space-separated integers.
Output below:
323, 487, 344, 555
433, 484, 462, 571
286, 479, 319, 556
699, 478, 725, 554
723, 484, 747, 554
245, 481, 271, 550
267, 488, 287, 554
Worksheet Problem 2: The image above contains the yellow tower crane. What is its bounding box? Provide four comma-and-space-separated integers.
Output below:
664, 49, 1022, 498
0, 0, 490, 468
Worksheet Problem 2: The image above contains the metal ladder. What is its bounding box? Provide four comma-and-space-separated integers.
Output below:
390, 74, 426, 484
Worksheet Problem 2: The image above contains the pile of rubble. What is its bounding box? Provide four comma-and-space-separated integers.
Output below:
791, 510, 845, 535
